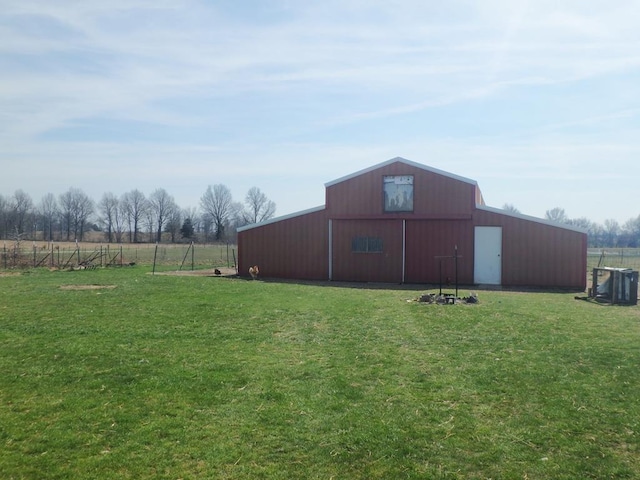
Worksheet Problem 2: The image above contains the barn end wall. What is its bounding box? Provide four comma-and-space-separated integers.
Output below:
473, 208, 587, 290
238, 208, 330, 280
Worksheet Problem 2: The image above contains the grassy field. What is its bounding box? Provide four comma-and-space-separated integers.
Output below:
1, 268, 639, 479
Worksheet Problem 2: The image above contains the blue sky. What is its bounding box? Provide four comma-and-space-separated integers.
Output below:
1, 0, 639, 225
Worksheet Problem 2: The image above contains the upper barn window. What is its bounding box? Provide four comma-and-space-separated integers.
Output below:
383, 175, 414, 212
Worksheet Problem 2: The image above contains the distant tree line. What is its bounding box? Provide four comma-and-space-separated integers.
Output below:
0, 185, 276, 244
2, 187, 637, 248
503, 204, 640, 248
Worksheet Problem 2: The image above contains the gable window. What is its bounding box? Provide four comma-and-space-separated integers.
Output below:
352, 236, 383, 253
383, 175, 414, 212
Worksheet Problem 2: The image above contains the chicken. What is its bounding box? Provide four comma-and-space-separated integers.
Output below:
249, 265, 259, 280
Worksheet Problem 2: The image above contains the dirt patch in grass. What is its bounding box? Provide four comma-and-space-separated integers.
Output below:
0, 272, 21, 277
59, 285, 117, 291
151, 267, 238, 277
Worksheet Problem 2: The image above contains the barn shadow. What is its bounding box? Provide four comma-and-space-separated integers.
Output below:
236, 274, 587, 294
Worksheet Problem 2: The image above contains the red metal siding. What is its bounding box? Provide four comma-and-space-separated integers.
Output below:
405, 220, 474, 284
326, 162, 476, 217
473, 209, 587, 289
238, 209, 329, 280
331, 219, 403, 283
238, 159, 587, 289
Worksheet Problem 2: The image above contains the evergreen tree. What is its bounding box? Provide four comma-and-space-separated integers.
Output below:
180, 217, 194, 240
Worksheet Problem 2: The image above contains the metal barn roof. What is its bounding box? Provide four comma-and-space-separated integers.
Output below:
324, 157, 478, 188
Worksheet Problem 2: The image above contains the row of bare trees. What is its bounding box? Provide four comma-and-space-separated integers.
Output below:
5, 187, 637, 247
0, 185, 276, 244
503, 204, 640, 248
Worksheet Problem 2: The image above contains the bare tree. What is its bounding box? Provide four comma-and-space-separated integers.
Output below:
74, 190, 94, 241
166, 208, 183, 243
113, 205, 124, 243
545, 207, 568, 224
0, 194, 8, 239
244, 187, 276, 224
622, 215, 640, 248
141, 208, 155, 242
226, 201, 246, 243
121, 190, 148, 243
568, 217, 596, 244
11, 189, 34, 236
149, 188, 176, 243
98, 192, 120, 243
502, 203, 520, 214
58, 190, 73, 240
603, 219, 620, 247
200, 184, 233, 241
58, 188, 94, 241
39, 193, 58, 242
143, 207, 155, 242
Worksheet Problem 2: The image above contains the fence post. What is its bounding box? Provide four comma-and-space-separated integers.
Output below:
152, 242, 159, 275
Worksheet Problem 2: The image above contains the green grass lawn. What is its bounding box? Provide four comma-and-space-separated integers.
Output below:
1, 268, 639, 479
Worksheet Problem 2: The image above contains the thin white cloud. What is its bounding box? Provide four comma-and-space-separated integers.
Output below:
1, 0, 639, 224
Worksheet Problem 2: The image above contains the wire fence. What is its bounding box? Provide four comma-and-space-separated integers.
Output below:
587, 248, 640, 271
0, 241, 237, 271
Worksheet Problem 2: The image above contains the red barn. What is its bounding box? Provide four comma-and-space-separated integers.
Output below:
237, 157, 587, 289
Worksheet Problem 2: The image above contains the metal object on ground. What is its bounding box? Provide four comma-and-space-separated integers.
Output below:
590, 267, 638, 305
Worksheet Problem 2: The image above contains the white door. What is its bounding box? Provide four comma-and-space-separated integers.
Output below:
474, 226, 502, 285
